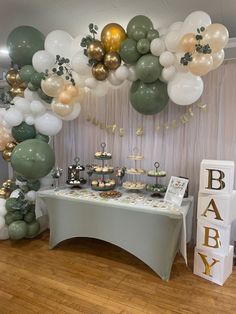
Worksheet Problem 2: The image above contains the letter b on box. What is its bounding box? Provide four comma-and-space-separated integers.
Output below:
199, 160, 234, 195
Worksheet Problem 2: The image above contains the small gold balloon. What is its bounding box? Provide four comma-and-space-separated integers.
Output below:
101, 23, 127, 53
52, 101, 74, 117
87, 40, 105, 61
5, 142, 17, 152
5, 68, 19, 86
65, 85, 78, 97
104, 52, 121, 70
2, 149, 12, 162
0, 188, 9, 199
58, 90, 74, 105
9, 86, 25, 97
92, 63, 109, 81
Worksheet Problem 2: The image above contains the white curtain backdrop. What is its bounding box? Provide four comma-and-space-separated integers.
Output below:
54, 60, 236, 241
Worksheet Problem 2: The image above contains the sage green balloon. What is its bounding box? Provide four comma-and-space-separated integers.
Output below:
28, 82, 38, 91
24, 212, 36, 223
27, 179, 41, 191
11, 139, 55, 180
30, 72, 44, 88
120, 38, 141, 64
26, 220, 40, 238
137, 39, 150, 54
147, 29, 159, 41
12, 122, 36, 142
11, 212, 24, 221
37, 88, 53, 104
132, 27, 147, 41
7, 26, 45, 67
127, 15, 153, 39
19, 65, 35, 83
129, 79, 169, 115
5, 198, 20, 212
5, 213, 15, 225
136, 54, 162, 83
9, 220, 27, 240
35, 133, 49, 143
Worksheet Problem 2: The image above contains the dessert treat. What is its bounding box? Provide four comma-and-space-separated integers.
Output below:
94, 151, 112, 159
128, 154, 143, 160
93, 165, 114, 174
100, 190, 122, 199
122, 181, 146, 190
91, 178, 116, 190
146, 162, 167, 197
126, 168, 145, 175
147, 170, 166, 177
67, 157, 86, 187
146, 184, 167, 193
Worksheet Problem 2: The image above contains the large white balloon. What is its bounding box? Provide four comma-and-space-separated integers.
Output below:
24, 115, 35, 125
150, 38, 165, 56
35, 112, 62, 136
169, 21, 183, 32
108, 71, 123, 87
4, 107, 23, 127
32, 50, 55, 73
165, 31, 180, 52
61, 102, 81, 121
92, 82, 109, 97
159, 51, 175, 67
71, 52, 91, 76
14, 98, 31, 114
45, 30, 73, 59
127, 66, 138, 81
115, 65, 129, 81
0, 217, 5, 229
71, 35, 83, 57
30, 100, 46, 115
158, 27, 169, 37
85, 77, 98, 90
181, 11, 212, 35
161, 66, 176, 82
168, 72, 204, 106
0, 225, 9, 240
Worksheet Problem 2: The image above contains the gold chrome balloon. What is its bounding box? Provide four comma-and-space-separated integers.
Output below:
87, 40, 105, 62
104, 52, 121, 70
0, 188, 10, 199
9, 86, 25, 97
5, 68, 19, 86
2, 149, 12, 162
101, 23, 127, 53
92, 63, 109, 81
5, 142, 17, 152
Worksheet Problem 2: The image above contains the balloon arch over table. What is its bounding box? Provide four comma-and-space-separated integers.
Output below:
0, 11, 229, 240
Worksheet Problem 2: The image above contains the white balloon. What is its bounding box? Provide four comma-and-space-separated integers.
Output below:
161, 66, 176, 82
0, 225, 9, 240
4, 107, 23, 127
127, 66, 138, 81
0, 199, 6, 208
35, 112, 62, 136
150, 38, 165, 56
71, 35, 83, 56
159, 51, 175, 67
71, 52, 91, 76
45, 30, 73, 59
14, 98, 31, 114
30, 100, 46, 115
24, 88, 39, 102
181, 11, 212, 35
24, 115, 35, 125
158, 27, 169, 37
169, 21, 183, 32
92, 82, 109, 97
115, 66, 129, 81
165, 31, 180, 52
0, 206, 6, 217
76, 75, 87, 88
40, 174, 54, 188
175, 52, 189, 73
26, 190, 36, 202
32, 50, 55, 73
85, 77, 98, 90
61, 102, 81, 121
10, 189, 21, 198
12, 96, 22, 104
108, 71, 123, 86
168, 72, 204, 106
0, 217, 5, 229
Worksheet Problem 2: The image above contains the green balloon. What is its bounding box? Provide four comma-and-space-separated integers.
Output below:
35, 133, 50, 143
132, 27, 147, 41
120, 38, 141, 64
28, 82, 38, 91
26, 220, 40, 238
24, 212, 36, 223
5, 213, 15, 225
9, 220, 27, 240
137, 39, 150, 54
136, 54, 162, 83
129, 79, 169, 115
147, 29, 159, 41
7, 26, 45, 67
37, 88, 53, 104
19, 65, 35, 83
30, 72, 44, 88
12, 122, 36, 142
11, 139, 55, 180
27, 179, 41, 191
127, 15, 153, 40
16, 175, 27, 182
11, 212, 24, 221
5, 198, 20, 212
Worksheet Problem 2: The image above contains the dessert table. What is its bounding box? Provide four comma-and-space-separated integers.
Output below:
36, 188, 193, 281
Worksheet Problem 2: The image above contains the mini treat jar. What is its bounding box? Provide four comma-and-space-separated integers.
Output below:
67, 157, 86, 187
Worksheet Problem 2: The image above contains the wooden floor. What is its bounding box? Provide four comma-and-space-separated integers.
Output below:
0, 232, 236, 314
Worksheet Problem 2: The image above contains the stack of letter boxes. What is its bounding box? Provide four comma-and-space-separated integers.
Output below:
194, 160, 235, 285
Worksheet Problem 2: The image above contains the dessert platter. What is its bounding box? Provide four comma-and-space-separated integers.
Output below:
91, 143, 116, 191
99, 190, 122, 199
66, 157, 87, 188
146, 162, 167, 197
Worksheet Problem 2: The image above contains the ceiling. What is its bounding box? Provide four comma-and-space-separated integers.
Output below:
0, 0, 236, 67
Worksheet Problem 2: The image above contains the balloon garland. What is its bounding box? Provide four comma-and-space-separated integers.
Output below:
0, 10, 229, 240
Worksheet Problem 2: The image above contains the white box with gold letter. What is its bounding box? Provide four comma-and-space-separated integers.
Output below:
196, 219, 231, 255
199, 160, 234, 195
198, 191, 236, 226
194, 246, 233, 286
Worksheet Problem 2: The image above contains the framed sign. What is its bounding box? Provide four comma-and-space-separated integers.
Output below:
164, 176, 189, 206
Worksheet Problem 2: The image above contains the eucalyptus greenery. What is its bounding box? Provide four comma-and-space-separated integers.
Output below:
80, 23, 99, 59
180, 27, 212, 66
0, 90, 13, 109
